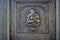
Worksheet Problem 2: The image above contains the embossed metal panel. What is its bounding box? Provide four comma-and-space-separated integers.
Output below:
16, 2, 49, 33
10, 0, 56, 40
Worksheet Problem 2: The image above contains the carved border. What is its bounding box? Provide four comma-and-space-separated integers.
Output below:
15, 2, 49, 34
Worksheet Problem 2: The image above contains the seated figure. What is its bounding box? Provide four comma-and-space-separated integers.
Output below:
27, 8, 40, 32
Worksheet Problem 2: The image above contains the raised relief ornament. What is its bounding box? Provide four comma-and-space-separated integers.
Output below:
27, 8, 40, 32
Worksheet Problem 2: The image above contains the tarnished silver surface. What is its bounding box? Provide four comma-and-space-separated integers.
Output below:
27, 8, 40, 32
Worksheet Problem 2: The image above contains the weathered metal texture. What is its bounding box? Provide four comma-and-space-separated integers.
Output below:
0, 0, 7, 40
10, 0, 56, 40
56, 0, 60, 40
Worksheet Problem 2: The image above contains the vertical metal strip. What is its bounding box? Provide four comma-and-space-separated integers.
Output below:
7, 0, 11, 40
56, 0, 59, 40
